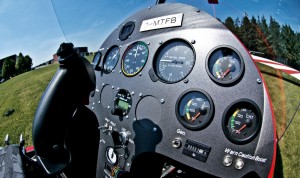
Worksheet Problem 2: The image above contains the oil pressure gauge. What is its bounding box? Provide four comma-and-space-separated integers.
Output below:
176, 90, 214, 130
222, 99, 262, 144
207, 47, 244, 85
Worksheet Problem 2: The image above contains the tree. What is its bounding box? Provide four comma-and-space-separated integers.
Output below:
15, 53, 32, 74
239, 16, 258, 51
224, 17, 237, 35
24, 55, 33, 71
268, 16, 282, 59
2, 58, 16, 79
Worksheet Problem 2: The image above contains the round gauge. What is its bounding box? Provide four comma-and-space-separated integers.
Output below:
207, 47, 244, 85
92, 51, 101, 70
122, 41, 148, 76
154, 40, 195, 83
222, 100, 261, 144
176, 90, 214, 130
103, 46, 120, 73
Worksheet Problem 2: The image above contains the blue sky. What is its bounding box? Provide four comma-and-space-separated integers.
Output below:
1, 0, 299, 66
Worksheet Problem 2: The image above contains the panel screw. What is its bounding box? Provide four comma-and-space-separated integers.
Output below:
91, 107, 94, 110
117, 87, 120, 91
147, 42, 150, 45
139, 73, 142, 76
197, 9, 200, 12
102, 83, 105, 86
128, 36, 131, 39
160, 99, 165, 104
98, 101, 101, 104
117, 39, 120, 41
119, 70, 122, 74
257, 78, 261, 84
148, 7, 151, 9
159, 41, 163, 45
139, 93, 143, 97
112, 70, 115, 73
112, 86, 115, 89
126, 163, 130, 167
184, 79, 189, 83
107, 106, 110, 109
131, 91, 135, 95
153, 127, 157, 132
133, 118, 137, 121
125, 115, 129, 119
191, 40, 196, 44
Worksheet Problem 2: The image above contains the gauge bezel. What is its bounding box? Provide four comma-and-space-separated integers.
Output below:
175, 89, 214, 130
206, 46, 245, 85
92, 51, 102, 70
103, 45, 120, 74
153, 39, 196, 84
222, 99, 262, 144
121, 41, 149, 77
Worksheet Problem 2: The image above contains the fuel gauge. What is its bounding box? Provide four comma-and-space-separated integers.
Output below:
176, 90, 214, 130
207, 47, 244, 85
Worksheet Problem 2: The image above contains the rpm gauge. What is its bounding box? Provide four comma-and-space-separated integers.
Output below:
122, 41, 148, 77
176, 90, 214, 130
222, 100, 262, 144
207, 47, 244, 85
154, 40, 195, 83
103, 46, 120, 73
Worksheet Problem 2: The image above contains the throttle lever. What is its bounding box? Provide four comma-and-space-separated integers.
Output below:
32, 43, 95, 175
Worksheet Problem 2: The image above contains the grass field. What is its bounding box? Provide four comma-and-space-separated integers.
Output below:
0, 58, 299, 177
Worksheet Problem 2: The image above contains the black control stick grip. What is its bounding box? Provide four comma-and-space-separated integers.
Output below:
32, 43, 96, 175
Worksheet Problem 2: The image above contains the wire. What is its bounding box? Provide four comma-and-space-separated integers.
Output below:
50, 0, 68, 42
278, 102, 300, 142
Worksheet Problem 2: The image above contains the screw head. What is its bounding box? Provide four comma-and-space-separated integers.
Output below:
191, 40, 196, 44
139, 93, 143, 97
153, 127, 157, 132
257, 78, 262, 84
223, 155, 233, 167
160, 99, 165, 104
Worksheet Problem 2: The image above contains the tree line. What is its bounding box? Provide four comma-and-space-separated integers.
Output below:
1, 53, 32, 80
223, 15, 300, 70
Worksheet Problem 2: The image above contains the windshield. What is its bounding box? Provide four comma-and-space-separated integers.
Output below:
0, 0, 299, 177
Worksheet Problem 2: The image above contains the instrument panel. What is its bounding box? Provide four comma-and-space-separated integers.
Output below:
89, 3, 276, 178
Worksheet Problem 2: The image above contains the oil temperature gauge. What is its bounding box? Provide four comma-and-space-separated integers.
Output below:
176, 90, 214, 130
222, 100, 262, 144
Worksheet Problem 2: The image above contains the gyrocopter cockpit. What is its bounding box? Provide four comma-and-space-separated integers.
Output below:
1, 0, 300, 178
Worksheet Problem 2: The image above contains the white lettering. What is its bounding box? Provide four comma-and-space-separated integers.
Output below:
177, 129, 186, 136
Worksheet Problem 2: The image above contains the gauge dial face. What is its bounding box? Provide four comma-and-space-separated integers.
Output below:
92, 51, 101, 70
155, 40, 195, 83
223, 100, 261, 144
122, 42, 148, 76
207, 47, 244, 84
103, 46, 120, 73
176, 90, 214, 130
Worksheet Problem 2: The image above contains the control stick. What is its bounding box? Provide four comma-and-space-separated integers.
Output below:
32, 43, 95, 175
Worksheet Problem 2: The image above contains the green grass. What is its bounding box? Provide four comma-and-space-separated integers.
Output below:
0, 56, 299, 177
257, 63, 300, 178
0, 54, 94, 146
0, 64, 59, 146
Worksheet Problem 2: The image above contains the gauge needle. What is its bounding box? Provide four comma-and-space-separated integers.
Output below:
160, 59, 173, 62
191, 112, 201, 122
236, 124, 246, 134
221, 68, 231, 78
